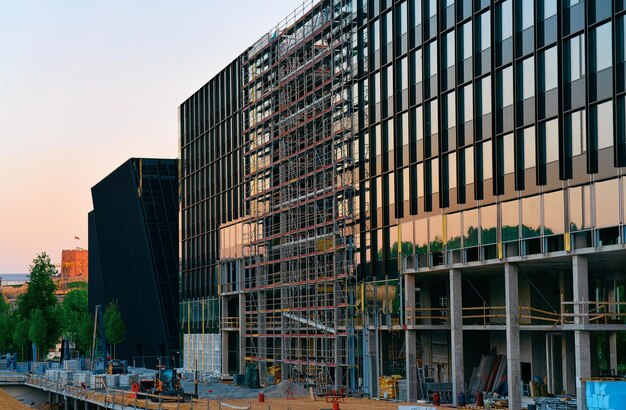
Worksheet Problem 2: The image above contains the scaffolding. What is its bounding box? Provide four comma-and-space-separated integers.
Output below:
242, 0, 356, 389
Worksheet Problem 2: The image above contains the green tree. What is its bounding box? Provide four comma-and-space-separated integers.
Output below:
104, 301, 126, 359
28, 308, 47, 360
0, 296, 14, 352
13, 320, 29, 360
76, 313, 94, 354
61, 289, 89, 351
15, 253, 62, 356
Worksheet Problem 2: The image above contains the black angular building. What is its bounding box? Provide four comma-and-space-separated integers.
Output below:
89, 158, 179, 363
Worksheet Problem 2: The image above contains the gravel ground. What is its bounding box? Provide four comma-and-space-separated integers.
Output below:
0, 388, 30, 410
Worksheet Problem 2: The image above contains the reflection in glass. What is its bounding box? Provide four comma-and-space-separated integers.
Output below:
429, 214, 443, 252
447, 212, 462, 249
480, 11, 491, 51
594, 23, 612, 72
501, 200, 520, 242
414, 218, 428, 254
595, 179, 620, 228
503, 133, 514, 174
464, 146, 474, 185
499, 0, 512, 41
521, 0, 534, 30
545, 119, 559, 163
390, 225, 398, 259
543, 47, 558, 92
569, 110, 586, 156
401, 220, 413, 257
543, 191, 564, 235
446, 31, 455, 68
463, 84, 473, 122
524, 126, 536, 168
481, 76, 492, 115
481, 205, 497, 244
596, 101, 613, 150
428, 40, 438, 76
482, 140, 493, 179
522, 56, 535, 100
447, 92, 456, 129
569, 185, 592, 231
447, 152, 457, 189
462, 21, 473, 59
431, 158, 439, 194
568, 34, 585, 82
522, 195, 541, 238
501, 66, 513, 108
543, 0, 556, 19
463, 208, 479, 247
415, 106, 424, 141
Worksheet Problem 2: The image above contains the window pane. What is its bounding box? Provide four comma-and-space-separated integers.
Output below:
463, 208, 479, 247
501, 66, 513, 107
416, 106, 424, 141
464, 146, 474, 185
462, 21, 473, 60
595, 179, 619, 228
428, 41, 438, 76
446, 31, 455, 68
429, 100, 438, 134
413, 49, 423, 83
596, 101, 613, 150
401, 220, 413, 257
430, 215, 443, 252
595, 22, 612, 72
431, 158, 439, 194
480, 11, 491, 51
570, 110, 587, 156
543, 46, 558, 92
398, 2, 408, 36
447, 92, 456, 129
481, 204, 498, 244
545, 119, 559, 163
481, 76, 492, 115
447, 212, 461, 249
415, 218, 427, 254
522, 0, 534, 30
501, 200, 519, 241
448, 152, 457, 189
522, 56, 535, 100
499, 0, 513, 41
521, 195, 541, 238
543, 0, 557, 19
503, 133, 514, 173
568, 34, 585, 82
482, 140, 493, 179
569, 185, 592, 231
524, 126, 536, 168
543, 190, 564, 235
463, 84, 473, 122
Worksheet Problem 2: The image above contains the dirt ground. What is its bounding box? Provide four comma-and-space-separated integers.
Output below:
0, 388, 30, 410
205, 397, 421, 409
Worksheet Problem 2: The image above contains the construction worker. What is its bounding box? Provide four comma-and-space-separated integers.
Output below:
155, 376, 163, 394
130, 380, 139, 399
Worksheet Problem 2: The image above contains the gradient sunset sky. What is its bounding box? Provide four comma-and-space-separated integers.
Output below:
0, 0, 305, 273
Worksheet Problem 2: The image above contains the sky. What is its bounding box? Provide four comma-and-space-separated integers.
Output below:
0, 0, 306, 273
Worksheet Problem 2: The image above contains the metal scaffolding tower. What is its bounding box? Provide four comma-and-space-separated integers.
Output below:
241, 0, 356, 389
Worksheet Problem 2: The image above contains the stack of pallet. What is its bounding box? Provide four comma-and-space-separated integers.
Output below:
467, 354, 508, 396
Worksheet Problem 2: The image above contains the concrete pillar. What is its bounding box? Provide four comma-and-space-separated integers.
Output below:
404, 273, 418, 402
449, 269, 464, 406
239, 292, 246, 374
573, 255, 590, 410
562, 332, 576, 394
258, 289, 267, 384
609, 332, 618, 375
505, 263, 521, 410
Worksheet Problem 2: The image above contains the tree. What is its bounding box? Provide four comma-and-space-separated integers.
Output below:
15, 253, 62, 355
76, 313, 94, 354
13, 320, 29, 360
28, 308, 47, 360
104, 301, 126, 359
0, 296, 13, 352
61, 289, 89, 352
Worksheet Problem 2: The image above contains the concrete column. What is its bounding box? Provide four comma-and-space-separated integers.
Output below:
239, 292, 246, 374
609, 332, 618, 375
573, 255, 590, 410
449, 269, 464, 406
505, 263, 521, 410
404, 274, 418, 402
258, 290, 267, 384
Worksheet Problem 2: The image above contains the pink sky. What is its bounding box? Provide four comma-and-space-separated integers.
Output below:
0, 0, 305, 272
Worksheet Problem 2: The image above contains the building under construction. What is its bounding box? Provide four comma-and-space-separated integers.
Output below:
179, 0, 626, 407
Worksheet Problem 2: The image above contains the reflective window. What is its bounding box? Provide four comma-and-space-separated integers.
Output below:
445, 31, 455, 68
414, 218, 428, 254
499, 0, 513, 41
500, 66, 514, 107
428, 41, 438, 76
543, 0, 557, 19
398, 2, 408, 37
521, 0, 534, 30
543, 191, 564, 235
447, 92, 456, 129
403, 167, 410, 199
524, 126, 536, 168
482, 140, 493, 179
376, 176, 382, 209
545, 119, 559, 163
463, 208, 479, 247
568, 34, 585, 82
481, 76, 492, 115
463, 84, 473, 122
429, 214, 443, 252
401, 220, 413, 257
596, 101, 613, 150
417, 163, 424, 198
401, 112, 409, 146
389, 172, 396, 205
430, 158, 439, 194
521, 195, 541, 238
503, 133, 514, 174
399, 57, 408, 91
411, 0, 421, 28
543, 46, 558, 92
374, 72, 381, 103
447, 212, 462, 249
594, 22, 612, 72
569, 185, 592, 231
569, 110, 587, 156
415, 106, 424, 141
428, 100, 438, 134
413, 49, 423, 83
428, 0, 437, 18
373, 19, 380, 51
595, 179, 620, 228
522, 56, 535, 100
481, 204, 498, 244
385, 66, 394, 99
447, 152, 457, 189
462, 21, 473, 60
480, 11, 491, 51
383, 12, 393, 45
464, 146, 474, 185
501, 200, 519, 242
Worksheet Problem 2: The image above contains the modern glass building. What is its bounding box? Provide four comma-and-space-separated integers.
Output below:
179, 0, 626, 406
89, 158, 179, 363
